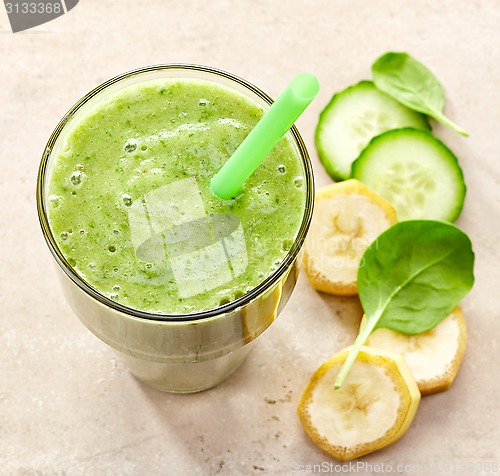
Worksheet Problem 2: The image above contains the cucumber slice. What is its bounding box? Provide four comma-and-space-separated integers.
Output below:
315, 81, 430, 181
352, 128, 466, 221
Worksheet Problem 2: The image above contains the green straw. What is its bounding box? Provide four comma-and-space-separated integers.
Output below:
210, 72, 319, 199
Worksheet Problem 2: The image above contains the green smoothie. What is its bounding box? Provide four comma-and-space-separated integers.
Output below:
47, 78, 306, 314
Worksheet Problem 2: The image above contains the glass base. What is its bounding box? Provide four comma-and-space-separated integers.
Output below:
115, 345, 251, 393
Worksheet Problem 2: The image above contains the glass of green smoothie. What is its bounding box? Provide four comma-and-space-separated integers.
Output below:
37, 65, 314, 393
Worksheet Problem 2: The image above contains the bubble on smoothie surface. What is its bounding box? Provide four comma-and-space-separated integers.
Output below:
277, 164, 286, 174
122, 194, 133, 206
294, 176, 304, 188
234, 290, 245, 299
124, 139, 138, 153
49, 195, 63, 208
70, 170, 84, 186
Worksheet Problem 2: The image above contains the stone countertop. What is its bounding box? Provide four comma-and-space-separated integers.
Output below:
0, 1, 498, 474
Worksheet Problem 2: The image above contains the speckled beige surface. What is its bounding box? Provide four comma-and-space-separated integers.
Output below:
1, 1, 499, 475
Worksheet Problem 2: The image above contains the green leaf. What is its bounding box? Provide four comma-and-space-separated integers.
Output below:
372, 52, 468, 136
334, 220, 474, 389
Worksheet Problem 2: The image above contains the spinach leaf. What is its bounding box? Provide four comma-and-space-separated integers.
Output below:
334, 220, 474, 389
372, 52, 468, 136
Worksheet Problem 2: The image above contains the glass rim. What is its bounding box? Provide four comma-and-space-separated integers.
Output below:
36, 63, 315, 322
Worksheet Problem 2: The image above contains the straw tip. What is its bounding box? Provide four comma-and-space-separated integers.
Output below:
290, 72, 320, 101
210, 176, 239, 200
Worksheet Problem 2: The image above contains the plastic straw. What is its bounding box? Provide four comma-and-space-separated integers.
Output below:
210, 72, 319, 199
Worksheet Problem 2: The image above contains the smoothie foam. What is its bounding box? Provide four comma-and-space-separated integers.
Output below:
47, 78, 306, 314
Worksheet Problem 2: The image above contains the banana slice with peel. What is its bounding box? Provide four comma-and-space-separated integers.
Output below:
365, 307, 467, 395
303, 180, 397, 295
298, 346, 420, 461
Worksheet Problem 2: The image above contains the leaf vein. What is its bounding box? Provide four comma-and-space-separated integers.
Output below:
375, 247, 458, 324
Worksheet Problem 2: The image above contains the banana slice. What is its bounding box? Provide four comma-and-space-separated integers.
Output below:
298, 346, 420, 461
303, 180, 397, 295
365, 307, 467, 395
